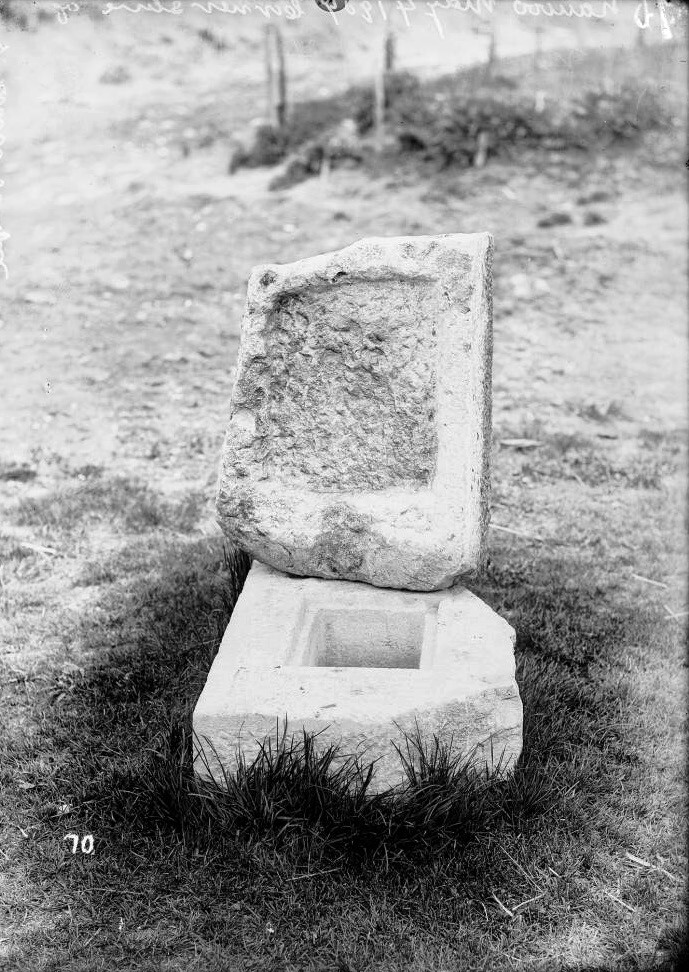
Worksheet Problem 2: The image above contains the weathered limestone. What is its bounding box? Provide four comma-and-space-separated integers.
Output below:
194, 563, 522, 792
216, 234, 493, 592
194, 232, 524, 791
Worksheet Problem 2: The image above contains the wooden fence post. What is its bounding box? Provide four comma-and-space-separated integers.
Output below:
265, 24, 287, 131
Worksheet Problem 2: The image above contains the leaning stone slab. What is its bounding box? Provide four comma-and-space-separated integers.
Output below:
217, 234, 493, 591
193, 562, 522, 792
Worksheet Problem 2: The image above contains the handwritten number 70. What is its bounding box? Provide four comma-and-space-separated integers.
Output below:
63, 833, 95, 855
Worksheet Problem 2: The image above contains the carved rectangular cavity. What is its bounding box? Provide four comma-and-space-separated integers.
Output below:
262, 279, 438, 491
307, 608, 425, 669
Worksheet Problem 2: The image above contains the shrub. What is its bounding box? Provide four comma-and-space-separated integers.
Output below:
353, 70, 426, 133
393, 91, 558, 168
566, 81, 673, 147
230, 124, 288, 172
231, 72, 413, 174
230, 69, 676, 182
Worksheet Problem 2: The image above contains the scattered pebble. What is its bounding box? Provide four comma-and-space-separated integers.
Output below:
100, 65, 131, 85
500, 438, 542, 450
0, 463, 37, 483
537, 212, 573, 228
584, 210, 608, 226
580, 399, 623, 422
577, 189, 611, 205
24, 291, 56, 305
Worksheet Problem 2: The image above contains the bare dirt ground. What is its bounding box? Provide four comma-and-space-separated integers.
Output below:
0, 3, 687, 969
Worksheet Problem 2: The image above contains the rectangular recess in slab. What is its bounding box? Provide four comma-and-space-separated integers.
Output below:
307, 608, 426, 669
263, 280, 438, 491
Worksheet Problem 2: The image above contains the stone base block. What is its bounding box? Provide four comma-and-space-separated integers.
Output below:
193, 563, 522, 792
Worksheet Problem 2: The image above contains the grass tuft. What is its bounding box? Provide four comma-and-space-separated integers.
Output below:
125, 719, 505, 865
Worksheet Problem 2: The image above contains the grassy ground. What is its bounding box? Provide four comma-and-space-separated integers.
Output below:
1, 6, 687, 971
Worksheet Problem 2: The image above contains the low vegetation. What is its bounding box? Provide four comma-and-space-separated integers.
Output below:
1, 453, 685, 968
231, 45, 681, 188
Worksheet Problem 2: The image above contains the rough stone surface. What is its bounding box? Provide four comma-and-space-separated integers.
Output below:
193, 563, 522, 792
217, 233, 493, 591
